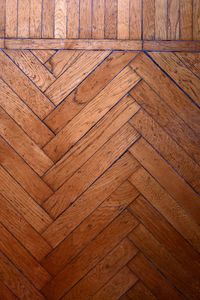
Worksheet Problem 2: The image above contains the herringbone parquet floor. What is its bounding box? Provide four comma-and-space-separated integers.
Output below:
0, 49, 200, 300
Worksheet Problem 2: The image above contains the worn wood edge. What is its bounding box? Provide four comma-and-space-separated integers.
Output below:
143, 41, 200, 52
2, 39, 142, 50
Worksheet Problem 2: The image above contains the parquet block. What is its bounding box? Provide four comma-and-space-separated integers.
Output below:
0, 50, 199, 300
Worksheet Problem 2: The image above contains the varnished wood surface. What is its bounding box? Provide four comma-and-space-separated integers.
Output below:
0, 48, 199, 299
0, 0, 200, 48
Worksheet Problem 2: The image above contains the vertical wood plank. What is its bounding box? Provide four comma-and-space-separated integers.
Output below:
0, 0, 5, 37
180, 0, 192, 40
143, 0, 155, 40
105, 0, 118, 39
55, 0, 67, 38
5, 0, 17, 37
18, 0, 30, 38
42, 0, 55, 38
155, 0, 167, 40
118, 0, 129, 39
92, 0, 105, 38
130, 0, 142, 40
167, 0, 180, 40
80, 0, 92, 38
193, 0, 200, 39
66, 0, 79, 38
30, 0, 42, 38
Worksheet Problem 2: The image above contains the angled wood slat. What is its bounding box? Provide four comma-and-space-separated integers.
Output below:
42, 153, 139, 248
44, 51, 137, 133
43, 123, 140, 219
0, 50, 54, 119
0, 79, 54, 148
5, 50, 56, 92
41, 210, 138, 300
0, 50, 199, 300
0, 194, 52, 261
0, 108, 53, 176
44, 66, 140, 161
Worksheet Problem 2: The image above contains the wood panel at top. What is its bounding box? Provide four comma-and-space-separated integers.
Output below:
0, 0, 199, 41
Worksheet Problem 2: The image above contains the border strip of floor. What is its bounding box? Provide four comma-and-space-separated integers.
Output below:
143, 41, 200, 52
2, 39, 142, 50
0, 39, 200, 51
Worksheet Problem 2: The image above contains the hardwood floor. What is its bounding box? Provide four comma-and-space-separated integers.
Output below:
0, 49, 199, 300
0, 1, 200, 299
1, 0, 199, 41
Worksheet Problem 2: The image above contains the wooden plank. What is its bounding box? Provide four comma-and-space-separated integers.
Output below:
41, 210, 138, 300
129, 195, 200, 277
130, 0, 142, 40
44, 66, 140, 162
118, 0, 130, 40
143, 0, 155, 40
0, 194, 52, 261
66, 0, 79, 38
30, 0, 42, 38
0, 79, 54, 148
0, 51, 54, 119
130, 53, 200, 135
150, 52, 200, 106
42, 0, 55, 38
129, 138, 200, 223
43, 123, 140, 219
45, 50, 84, 78
92, 267, 138, 300
0, 137, 53, 204
0, 281, 18, 300
167, 0, 180, 40
0, 253, 45, 300
180, 0, 193, 40
5, 0, 17, 37
31, 50, 56, 64
0, 223, 51, 289
5, 50, 56, 92
193, 0, 200, 39
4, 38, 143, 50
143, 40, 200, 51
80, 0, 92, 38
128, 253, 184, 300
44, 51, 137, 133
0, 108, 53, 176
104, 0, 118, 39
61, 239, 137, 300
176, 52, 200, 77
0, 38, 5, 48
129, 225, 200, 299
43, 96, 139, 190
129, 167, 200, 252
130, 80, 200, 163
0, 166, 53, 233
92, 0, 105, 39
42, 153, 139, 248
126, 282, 157, 300
18, 0, 30, 37
155, 0, 167, 40
45, 51, 110, 105
42, 181, 139, 274
0, 0, 5, 37
129, 110, 200, 193
54, 0, 67, 38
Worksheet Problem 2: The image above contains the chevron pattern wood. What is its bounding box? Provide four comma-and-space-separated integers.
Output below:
0, 49, 200, 300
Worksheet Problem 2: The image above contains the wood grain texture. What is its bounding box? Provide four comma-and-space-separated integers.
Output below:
0, 49, 199, 300
0, 0, 199, 47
